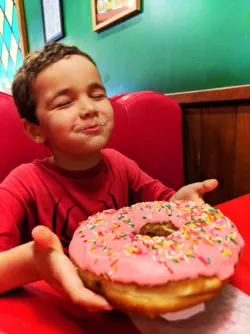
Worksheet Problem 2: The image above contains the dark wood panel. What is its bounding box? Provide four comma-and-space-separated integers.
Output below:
183, 105, 237, 205
234, 104, 250, 197
167, 85, 250, 104
200, 106, 237, 205
182, 107, 202, 184
179, 86, 250, 204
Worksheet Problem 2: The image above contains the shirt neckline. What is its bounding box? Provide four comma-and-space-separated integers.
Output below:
34, 154, 106, 179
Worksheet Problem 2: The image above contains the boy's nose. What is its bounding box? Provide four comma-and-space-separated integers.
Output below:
79, 98, 97, 119
79, 108, 97, 119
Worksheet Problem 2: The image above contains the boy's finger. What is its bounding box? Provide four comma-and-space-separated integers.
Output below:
201, 179, 218, 194
71, 285, 113, 312
32, 225, 63, 252
32, 226, 112, 311
50, 251, 112, 311
187, 179, 218, 196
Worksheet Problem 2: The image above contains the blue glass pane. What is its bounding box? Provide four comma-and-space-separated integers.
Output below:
12, 5, 20, 44
3, 16, 11, 50
0, 8, 4, 38
0, 63, 8, 89
7, 56, 14, 81
0, 0, 23, 87
0, 60, 5, 78
0, 34, 2, 55
16, 48, 23, 69
0, 0, 5, 12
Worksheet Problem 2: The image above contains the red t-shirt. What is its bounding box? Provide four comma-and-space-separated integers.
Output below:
0, 149, 175, 252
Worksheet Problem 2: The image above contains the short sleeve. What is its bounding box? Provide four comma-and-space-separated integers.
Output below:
0, 187, 25, 251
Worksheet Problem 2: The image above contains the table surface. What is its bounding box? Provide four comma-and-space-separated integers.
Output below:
1, 194, 249, 334
216, 194, 250, 296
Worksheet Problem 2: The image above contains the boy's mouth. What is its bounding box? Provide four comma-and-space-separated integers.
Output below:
77, 123, 105, 135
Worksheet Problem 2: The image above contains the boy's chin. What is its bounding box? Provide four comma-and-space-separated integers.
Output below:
84, 140, 109, 154
89, 134, 111, 150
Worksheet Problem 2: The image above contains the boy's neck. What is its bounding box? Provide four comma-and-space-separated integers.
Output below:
51, 152, 102, 171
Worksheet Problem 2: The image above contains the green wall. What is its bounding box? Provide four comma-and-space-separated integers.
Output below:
23, 0, 250, 96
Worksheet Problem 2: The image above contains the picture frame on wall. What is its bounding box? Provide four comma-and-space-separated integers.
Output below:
92, 0, 141, 32
41, 0, 64, 43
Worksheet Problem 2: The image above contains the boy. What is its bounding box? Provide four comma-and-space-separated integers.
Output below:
0, 42, 217, 312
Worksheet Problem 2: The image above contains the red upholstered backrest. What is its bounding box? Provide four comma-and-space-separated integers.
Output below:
108, 91, 184, 190
0, 91, 183, 189
0, 92, 50, 182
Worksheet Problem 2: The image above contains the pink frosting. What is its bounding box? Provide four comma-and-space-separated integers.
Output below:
69, 201, 244, 285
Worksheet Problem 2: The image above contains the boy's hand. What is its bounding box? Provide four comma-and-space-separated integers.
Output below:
32, 226, 112, 312
170, 179, 218, 202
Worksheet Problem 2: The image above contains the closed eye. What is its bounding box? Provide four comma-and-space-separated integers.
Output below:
56, 100, 72, 108
92, 93, 106, 100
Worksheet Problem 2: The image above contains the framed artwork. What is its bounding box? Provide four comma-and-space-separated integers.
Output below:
92, 0, 141, 32
41, 0, 64, 43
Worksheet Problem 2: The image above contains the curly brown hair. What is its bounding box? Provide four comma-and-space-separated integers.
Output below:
12, 42, 96, 123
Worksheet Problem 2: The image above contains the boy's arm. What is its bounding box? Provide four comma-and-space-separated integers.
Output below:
123, 155, 176, 202
121, 152, 218, 202
0, 184, 112, 311
0, 227, 112, 311
0, 242, 40, 293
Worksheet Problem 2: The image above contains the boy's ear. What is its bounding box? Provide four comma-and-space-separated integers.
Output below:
21, 119, 46, 144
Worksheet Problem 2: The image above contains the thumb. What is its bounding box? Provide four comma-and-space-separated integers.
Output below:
192, 179, 218, 196
32, 225, 63, 253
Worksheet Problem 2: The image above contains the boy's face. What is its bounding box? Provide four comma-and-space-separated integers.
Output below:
32, 55, 114, 158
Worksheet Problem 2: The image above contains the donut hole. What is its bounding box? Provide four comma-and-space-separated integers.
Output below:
139, 221, 178, 238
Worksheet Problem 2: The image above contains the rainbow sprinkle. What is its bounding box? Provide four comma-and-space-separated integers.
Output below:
76, 201, 242, 278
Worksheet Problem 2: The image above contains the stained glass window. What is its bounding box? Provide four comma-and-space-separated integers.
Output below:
0, 0, 23, 91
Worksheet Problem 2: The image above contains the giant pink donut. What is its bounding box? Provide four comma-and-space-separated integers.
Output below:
69, 201, 244, 316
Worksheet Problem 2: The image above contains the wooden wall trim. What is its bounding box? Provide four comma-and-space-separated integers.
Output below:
15, 0, 29, 57
166, 85, 250, 104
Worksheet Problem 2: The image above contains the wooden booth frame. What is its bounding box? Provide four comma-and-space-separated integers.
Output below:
14, 0, 28, 57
